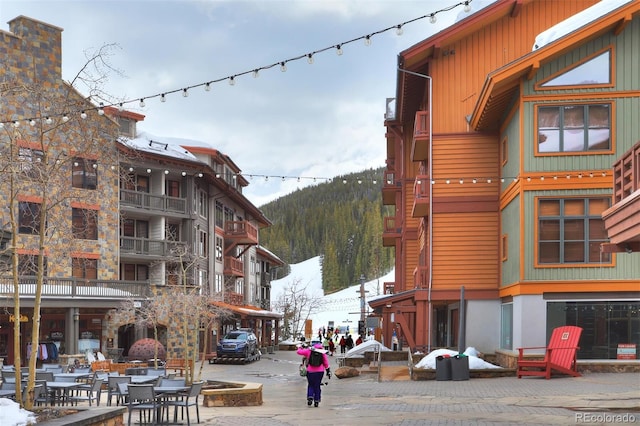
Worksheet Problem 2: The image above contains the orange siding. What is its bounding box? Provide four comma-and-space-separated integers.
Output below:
429, 0, 598, 134
432, 134, 500, 197
432, 212, 499, 290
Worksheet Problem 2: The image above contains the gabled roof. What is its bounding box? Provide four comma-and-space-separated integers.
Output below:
470, 0, 640, 131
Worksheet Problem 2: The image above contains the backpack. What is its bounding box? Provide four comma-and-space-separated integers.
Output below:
308, 349, 323, 367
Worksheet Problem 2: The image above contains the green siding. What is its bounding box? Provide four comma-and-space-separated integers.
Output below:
522, 188, 640, 281
500, 195, 521, 287
501, 107, 521, 188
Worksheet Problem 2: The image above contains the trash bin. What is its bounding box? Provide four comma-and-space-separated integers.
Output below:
435, 355, 452, 381
451, 354, 469, 381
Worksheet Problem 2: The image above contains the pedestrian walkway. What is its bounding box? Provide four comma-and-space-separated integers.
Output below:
194, 350, 640, 425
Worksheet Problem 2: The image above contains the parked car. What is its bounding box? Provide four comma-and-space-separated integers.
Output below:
216, 329, 259, 362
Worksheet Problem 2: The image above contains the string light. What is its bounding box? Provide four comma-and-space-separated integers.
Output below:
140, 98, 146, 107
182, 88, 188, 97
0, 1, 474, 126
280, 62, 287, 72
253, 69, 260, 78
80, 111, 87, 119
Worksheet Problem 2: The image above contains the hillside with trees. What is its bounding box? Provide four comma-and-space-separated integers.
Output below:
258, 167, 394, 293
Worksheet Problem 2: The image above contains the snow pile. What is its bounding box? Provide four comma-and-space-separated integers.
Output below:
344, 339, 391, 358
414, 348, 502, 370
0, 398, 36, 426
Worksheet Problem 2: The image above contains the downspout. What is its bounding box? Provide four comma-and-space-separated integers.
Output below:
398, 67, 433, 353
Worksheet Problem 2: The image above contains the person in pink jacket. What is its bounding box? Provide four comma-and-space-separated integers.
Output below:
297, 343, 331, 407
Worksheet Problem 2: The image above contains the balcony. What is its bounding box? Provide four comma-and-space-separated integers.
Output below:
382, 216, 401, 247
413, 266, 429, 289
224, 221, 259, 245
120, 237, 188, 258
382, 169, 400, 205
411, 111, 430, 162
602, 141, 640, 253
411, 175, 430, 217
224, 256, 245, 277
120, 189, 188, 216
224, 291, 244, 305
0, 276, 150, 299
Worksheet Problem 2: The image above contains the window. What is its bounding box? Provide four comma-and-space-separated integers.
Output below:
540, 50, 611, 88
537, 104, 610, 153
215, 201, 224, 228
215, 236, 223, 262
72, 258, 98, 280
72, 208, 98, 240
121, 263, 149, 281
19, 202, 42, 234
500, 303, 513, 350
166, 223, 180, 241
18, 254, 47, 276
166, 180, 181, 197
117, 117, 135, 138
501, 234, 508, 262
197, 230, 208, 257
122, 219, 149, 238
122, 174, 149, 192
500, 137, 508, 166
196, 189, 208, 218
72, 157, 98, 189
18, 147, 44, 178
538, 197, 611, 264
215, 273, 223, 293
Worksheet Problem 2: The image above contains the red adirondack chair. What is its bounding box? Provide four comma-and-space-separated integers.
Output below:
516, 325, 582, 379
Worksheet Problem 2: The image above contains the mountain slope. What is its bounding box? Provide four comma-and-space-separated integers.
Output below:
259, 167, 394, 292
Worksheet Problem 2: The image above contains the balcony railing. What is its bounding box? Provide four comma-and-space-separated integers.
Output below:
224, 291, 244, 305
413, 266, 429, 289
382, 169, 400, 205
120, 237, 188, 257
224, 221, 259, 245
224, 256, 245, 276
411, 110, 430, 162
613, 141, 640, 203
120, 189, 188, 215
382, 216, 401, 247
0, 276, 150, 299
412, 175, 430, 217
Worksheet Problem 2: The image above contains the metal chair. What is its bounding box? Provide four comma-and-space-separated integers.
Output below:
166, 381, 204, 425
68, 378, 103, 406
126, 384, 160, 426
107, 375, 131, 406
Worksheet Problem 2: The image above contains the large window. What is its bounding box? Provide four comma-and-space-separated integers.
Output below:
121, 263, 149, 281
72, 208, 98, 240
18, 147, 44, 178
538, 198, 610, 264
537, 104, 610, 153
548, 301, 639, 360
72, 157, 98, 189
19, 202, 42, 234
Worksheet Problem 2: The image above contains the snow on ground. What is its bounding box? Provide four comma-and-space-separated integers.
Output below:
271, 256, 394, 338
0, 399, 35, 426
414, 348, 502, 370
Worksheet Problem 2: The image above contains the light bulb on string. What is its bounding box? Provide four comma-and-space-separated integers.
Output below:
182, 88, 188, 97
118, 103, 124, 111
336, 44, 343, 55
364, 35, 371, 46
140, 99, 146, 107
45, 117, 52, 124
80, 111, 87, 119
205, 82, 211, 91
160, 94, 166, 103
280, 62, 287, 72
62, 114, 69, 122
98, 103, 104, 115
29, 119, 36, 126
307, 53, 314, 64
464, 1, 471, 12
229, 76, 235, 86
396, 25, 403, 36
429, 13, 437, 24
253, 69, 259, 78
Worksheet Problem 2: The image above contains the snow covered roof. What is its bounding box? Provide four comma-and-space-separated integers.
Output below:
532, 0, 633, 50
118, 131, 206, 164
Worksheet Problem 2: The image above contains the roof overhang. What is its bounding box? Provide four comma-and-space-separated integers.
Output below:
212, 301, 283, 319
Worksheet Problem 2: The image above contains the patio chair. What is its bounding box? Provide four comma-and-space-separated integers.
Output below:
126, 384, 161, 426
69, 378, 103, 406
517, 325, 583, 379
107, 375, 131, 406
166, 381, 204, 425
35, 371, 54, 382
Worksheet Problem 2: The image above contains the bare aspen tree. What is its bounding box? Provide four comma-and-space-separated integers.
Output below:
0, 42, 124, 409
272, 278, 324, 341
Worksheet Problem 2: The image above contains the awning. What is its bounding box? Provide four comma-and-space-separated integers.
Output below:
211, 301, 283, 319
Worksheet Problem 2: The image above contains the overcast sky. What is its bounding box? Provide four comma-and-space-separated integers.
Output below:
1, 0, 492, 206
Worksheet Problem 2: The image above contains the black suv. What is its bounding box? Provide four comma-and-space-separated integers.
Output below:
216, 328, 259, 362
